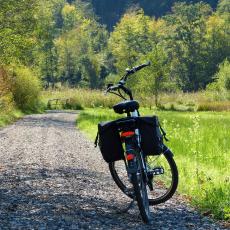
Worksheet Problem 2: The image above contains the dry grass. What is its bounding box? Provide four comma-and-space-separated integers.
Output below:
197, 101, 230, 111
42, 88, 230, 112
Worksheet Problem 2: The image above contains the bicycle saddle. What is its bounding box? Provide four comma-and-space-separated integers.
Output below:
113, 100, 139, 114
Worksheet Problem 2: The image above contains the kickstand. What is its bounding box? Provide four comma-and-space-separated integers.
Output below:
115, 199, 135, 214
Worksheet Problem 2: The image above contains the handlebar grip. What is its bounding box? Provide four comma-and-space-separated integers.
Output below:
126, 61, 151, 74
134, 61, 151, 71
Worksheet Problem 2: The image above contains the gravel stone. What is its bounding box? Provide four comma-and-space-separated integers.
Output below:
0, 111, 227, 229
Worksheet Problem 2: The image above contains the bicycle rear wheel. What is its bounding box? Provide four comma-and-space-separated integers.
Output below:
109, 151, 178, 205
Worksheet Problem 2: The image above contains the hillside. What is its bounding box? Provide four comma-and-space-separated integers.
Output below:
89, 0, 219, 30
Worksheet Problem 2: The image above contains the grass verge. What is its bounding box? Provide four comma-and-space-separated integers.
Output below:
77, 108, 230, 221
0, 109, 24, 127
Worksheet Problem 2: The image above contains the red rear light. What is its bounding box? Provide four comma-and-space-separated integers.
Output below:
120, 131, 135, 138
126, 154, 135, 161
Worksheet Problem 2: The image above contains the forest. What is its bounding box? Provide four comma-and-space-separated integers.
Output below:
90, 0, 219, 30
0, 0, 229, 111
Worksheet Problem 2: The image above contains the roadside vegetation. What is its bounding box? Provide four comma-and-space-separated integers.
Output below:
0, 66, 44, 127
41, 88, 230, 112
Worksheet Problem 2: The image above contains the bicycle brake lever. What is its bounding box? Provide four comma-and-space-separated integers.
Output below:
104, 83, 113, 95
119, 80, 125, 85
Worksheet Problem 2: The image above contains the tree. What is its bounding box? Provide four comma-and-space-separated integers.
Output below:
55, 16, 109, 88
164, 2, 213, 91
139, 46, 169, 107
216, 0, 230, 15
109, 9, 154, 73
205, 13, 230, 86
90, 0, 218, 31
35, 0, 65, 88
0, 0, 38, 65
215, 59, 230, 90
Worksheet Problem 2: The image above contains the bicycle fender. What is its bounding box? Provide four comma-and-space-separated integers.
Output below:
163, 145, 174, 157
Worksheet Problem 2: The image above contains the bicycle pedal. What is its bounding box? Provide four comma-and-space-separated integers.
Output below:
148, 167, 164, 176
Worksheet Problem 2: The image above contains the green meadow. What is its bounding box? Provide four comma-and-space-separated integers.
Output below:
77, 108, 230, 220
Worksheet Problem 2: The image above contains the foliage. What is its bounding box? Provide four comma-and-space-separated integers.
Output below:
55, 17, 108, 88
0, 0, 38, 65
90, 0, 218, 31
35, 0, 65, 88
0, 67, 14, 112
0, 109, 23, 127
42, 88, 230, 112
215, 59, 230, 90
0, 0, 229, 111
109, 9, 154, 72
9, 66, 42, 112
139, 46, 171, 106
1, 0, 228, 93
163, 2, 213, 91
217, 0, 230, 15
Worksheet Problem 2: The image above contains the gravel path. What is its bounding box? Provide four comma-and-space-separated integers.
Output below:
0, 111, 227, 229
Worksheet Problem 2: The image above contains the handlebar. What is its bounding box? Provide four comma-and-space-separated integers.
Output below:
105, 61, 151, 95
126, 61, 151, 75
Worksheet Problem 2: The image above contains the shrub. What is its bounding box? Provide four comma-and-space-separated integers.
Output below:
63, 98, 84, 110
10, 66, 42, 112
215, 59, 230, 91
0, 67, 14, 112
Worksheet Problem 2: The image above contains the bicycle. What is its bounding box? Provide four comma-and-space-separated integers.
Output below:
95, 62, 178, 223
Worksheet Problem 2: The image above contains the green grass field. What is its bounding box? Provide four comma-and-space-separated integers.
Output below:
77, 108, 230, 220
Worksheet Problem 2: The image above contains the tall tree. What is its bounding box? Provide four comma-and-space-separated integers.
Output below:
36, 0, 65, 87
164, 2, 213, 91
109, 9, 154, 73
0, 0, 37, 65
55, 14, 108, 88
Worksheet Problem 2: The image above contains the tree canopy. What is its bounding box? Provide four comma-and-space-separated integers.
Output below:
0, 0, 229, 93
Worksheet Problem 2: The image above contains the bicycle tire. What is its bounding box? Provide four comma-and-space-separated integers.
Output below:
131, 156, 152, 223
109, 152, 178, 205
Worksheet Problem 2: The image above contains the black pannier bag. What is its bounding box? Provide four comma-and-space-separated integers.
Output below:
137, 116, 166, 156
96, 120, 124, 163
95, 116, 167, 162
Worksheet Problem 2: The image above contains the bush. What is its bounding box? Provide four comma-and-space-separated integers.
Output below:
10, 66, 42, 112
63, 98, 84, 110
215, 59, 230, 91
0, 67, 14, 112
